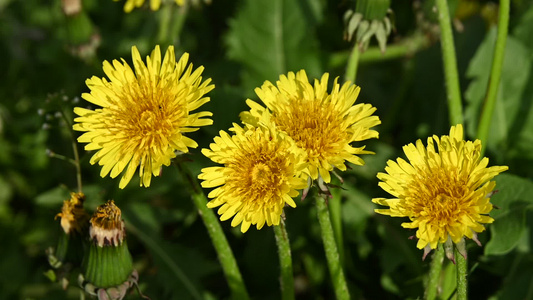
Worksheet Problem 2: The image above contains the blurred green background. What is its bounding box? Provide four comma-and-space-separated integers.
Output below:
1, 0, 532, 299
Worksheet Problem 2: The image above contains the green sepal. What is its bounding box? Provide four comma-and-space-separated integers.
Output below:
83, 240, 133, 288
43, 269, 57, 282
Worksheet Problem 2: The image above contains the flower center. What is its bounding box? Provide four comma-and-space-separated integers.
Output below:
111, 81, 187, 151
410, 168, 469, 223
274, 100, 345, 160
250, 163, 272, 189
229, 145, 289, 207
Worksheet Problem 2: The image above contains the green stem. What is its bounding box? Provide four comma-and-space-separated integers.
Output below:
156, 3, 172, 45
455, 248, 468, 300
273, 219, 295, 300
328, 31, 431, 68
316, 195, 350, 300
435, 0, 463, 126
169, 4, 188, 45
177, 162, 250, 300
156, 3, 188, 46
477, 0, 510, 156
58, 106, 83, 193
425, 245, 444, 300
71, 139, 82, 193
345, 44, 360, 83
359, 31, 430, 63
329, 184, 344, 265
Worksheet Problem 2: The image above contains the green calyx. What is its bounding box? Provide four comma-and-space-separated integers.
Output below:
83, 240, 134, 288
48, 228, 87, 268
355, 0, 391, 20
344, 0, 393, 53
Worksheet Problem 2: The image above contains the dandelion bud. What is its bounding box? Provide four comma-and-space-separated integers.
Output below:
344, 0, 393, 52
79, 200, 141, 300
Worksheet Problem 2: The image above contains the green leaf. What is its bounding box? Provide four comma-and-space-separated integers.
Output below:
225, 0, 323, 92
488, 253, 533, 300
464, 28, 531, 154
485, 174, 533, 255
341, 185, 374, 258
505, 6, 533, 167
512, 6, 533, 52
34, 186, 70, 207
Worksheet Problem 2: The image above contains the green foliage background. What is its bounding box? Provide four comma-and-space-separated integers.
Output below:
0, 0, 532, 299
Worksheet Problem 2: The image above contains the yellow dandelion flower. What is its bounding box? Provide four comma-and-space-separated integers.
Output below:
241, 70, 381, 184
372, 124, 508, 251
198, 124, 308, 232
115, 0, 184, 13
74, 45, 214, 189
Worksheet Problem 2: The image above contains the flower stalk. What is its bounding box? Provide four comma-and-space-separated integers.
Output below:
329, 182, 345, 265
273, 219, 295, 300
345, 44, 360, 83
157, 2, 189, 46
455, 247, 468, 300
177, 162, 250, 300
435, 0, 463, 126
425, 244, 444, 300
316, 195, 350, 300
477, 0, 510, 157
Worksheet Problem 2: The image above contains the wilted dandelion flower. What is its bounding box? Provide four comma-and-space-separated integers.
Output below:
115, 0, 184, 13
80, 200, 142, 299
373, 124, 508, 255
48, 192, 89, 269
55, 192, 89, 235
74, 45, 214, 189
198, 124, 308, 232
241, 70, 380, 184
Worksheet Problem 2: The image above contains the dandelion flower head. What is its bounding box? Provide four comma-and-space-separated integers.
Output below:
373, 124, 508, 250
74, 45, 214, 189
115, 0, 184, 13
241, 70, 381, 183
198, 124, 308, 232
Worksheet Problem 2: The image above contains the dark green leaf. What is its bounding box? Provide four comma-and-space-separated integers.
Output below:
485, 174, 533, 255
225, 0, 323, 92
35, 186, 70, 207
464, 28, 531, 153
